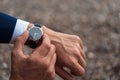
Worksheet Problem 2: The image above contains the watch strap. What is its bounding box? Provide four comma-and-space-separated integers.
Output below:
34, 23, 43, 28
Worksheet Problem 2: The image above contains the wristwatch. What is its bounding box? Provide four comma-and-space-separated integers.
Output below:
27, 23, 43, 48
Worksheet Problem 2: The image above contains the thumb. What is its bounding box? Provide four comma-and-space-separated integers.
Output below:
13, 31, 29, 56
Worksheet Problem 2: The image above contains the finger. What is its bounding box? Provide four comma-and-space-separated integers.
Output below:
77, 43, 86, 60
73, 47, 86, 68
46, 45, 56, 60
49, 53, 56, 74
78, 51, 86, 68
66, 60, 85, 76
80, 47, 86, 60
46, 47, 56, 73
78, 37, 83, 49
50, 53, 56, 68
13, 31, 29, 57
35, 34, 51, 53
56, 66, 74, 80
81, 50, 86, 60
14, 31, 29, 51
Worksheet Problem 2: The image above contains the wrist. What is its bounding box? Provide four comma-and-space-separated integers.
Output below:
43, 26, 62, 44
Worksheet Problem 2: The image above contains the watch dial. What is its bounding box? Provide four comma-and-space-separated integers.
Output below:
29, 27, 42, 41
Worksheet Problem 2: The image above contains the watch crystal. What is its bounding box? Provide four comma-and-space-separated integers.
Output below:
29, 27, 42, 41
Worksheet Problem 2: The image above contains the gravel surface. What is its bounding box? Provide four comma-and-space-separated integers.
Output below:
0, 0, 120, 80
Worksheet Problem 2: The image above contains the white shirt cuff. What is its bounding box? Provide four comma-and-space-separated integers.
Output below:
10, 19, 29, 43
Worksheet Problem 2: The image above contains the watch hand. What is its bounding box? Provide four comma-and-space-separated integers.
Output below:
33, 32, 37, 40
33, 32, 39, 40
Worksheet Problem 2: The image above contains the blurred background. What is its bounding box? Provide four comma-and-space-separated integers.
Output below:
0, 0, 120, 80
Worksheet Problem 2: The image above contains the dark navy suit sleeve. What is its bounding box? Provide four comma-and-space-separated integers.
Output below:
0, 12, 17, 43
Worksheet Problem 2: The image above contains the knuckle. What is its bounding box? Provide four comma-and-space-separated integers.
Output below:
75, 54, 81, 59
43, 42, 51, 50
50, 72, 55, 79
75, 67, 85, 76
77, 67, 85, 76
70, 58, 76, 66
51, 44, 55, 49
73, 35, 81, 41
12, 50, 19, 54
76, 68, 85, 76
16, 37, 22, 42
80, 68, 85, 75
50, 45, 56, 51
73, 35, 83, 45
72, 47, 79, 53
72, 48, 80, 55
43, 60, 49, 69
47, 69, 55, 79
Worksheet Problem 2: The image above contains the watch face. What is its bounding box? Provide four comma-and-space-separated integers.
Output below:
29, 27, 43, 41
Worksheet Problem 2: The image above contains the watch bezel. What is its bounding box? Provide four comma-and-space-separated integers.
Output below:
29, 24, 43, 41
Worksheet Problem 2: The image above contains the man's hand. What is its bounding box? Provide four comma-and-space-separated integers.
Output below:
10, 31, 56, 80
43, 26, 86, 80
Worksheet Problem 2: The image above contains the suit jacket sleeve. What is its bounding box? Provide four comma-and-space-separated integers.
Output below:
0, 12, 17, 43
0, 12, 29, 43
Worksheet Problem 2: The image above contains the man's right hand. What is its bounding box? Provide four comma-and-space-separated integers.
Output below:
10, 31, 56, 80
